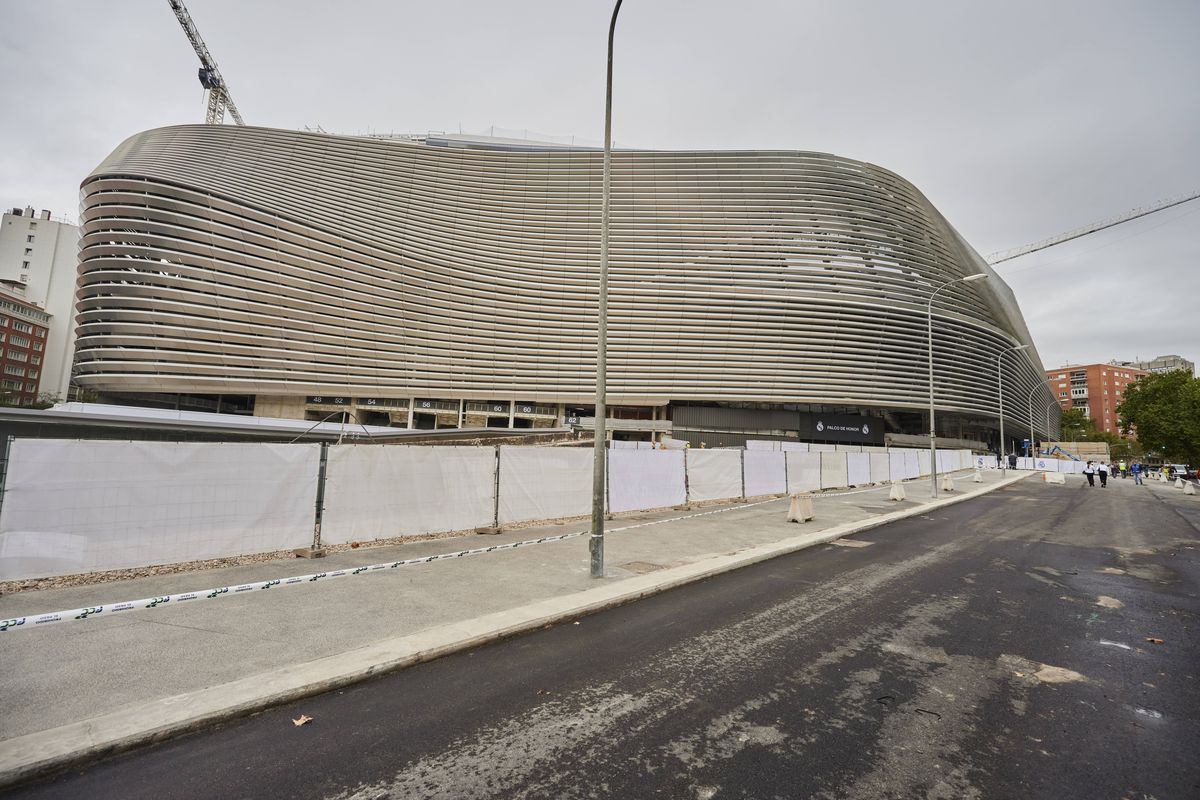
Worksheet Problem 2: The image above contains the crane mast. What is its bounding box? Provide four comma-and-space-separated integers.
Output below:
166, 0, 245, 125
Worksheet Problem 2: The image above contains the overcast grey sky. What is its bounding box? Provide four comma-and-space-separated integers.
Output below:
2, 0, 1197, 370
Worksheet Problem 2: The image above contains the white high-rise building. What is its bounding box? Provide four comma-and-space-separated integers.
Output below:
0, 206, 79, 399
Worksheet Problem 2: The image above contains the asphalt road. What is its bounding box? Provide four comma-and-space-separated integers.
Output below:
10, 476, 1200, 800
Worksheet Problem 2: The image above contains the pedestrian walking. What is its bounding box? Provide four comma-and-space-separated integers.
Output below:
1083, 460, 1096, 487
1098, 461, 1109, 487
1119, 460, 1127, 478
1132, 462, 1143, 485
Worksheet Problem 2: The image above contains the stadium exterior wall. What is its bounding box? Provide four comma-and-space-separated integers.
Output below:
76, 125, 1059, 440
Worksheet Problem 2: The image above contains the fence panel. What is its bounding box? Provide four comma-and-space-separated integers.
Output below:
918, 450, 932, 476
820, 452, 849, 489
888, 452, 906, 482
322, 446, 495, 543
786, 452, 822, 493
498, 447, 592, 525
685, 450, 743, 502
974, 454, 998, 469
847, 452, 872, 486
869, 453, 890, 484
0, 440, 319, 581
903, 450, 921, 479
780, 442, 810, 452
609, 450, 686, 513
744, 451, 786, 496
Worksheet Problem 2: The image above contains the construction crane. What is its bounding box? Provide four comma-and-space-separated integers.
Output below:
166, 0, 245, 126
987, 189, 1199, 265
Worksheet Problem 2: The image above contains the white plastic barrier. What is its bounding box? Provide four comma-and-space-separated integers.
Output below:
888, 452, 906, 482
497, 446, 592, 525
869, 453, 890, 484
834, 444, 862, 453
810, 443, 836, 452
745, 440, 778, 451
1033, 457, 1060, 472
820, 452, 849, 489
323, 446, 495, 543
1015, 457, 1035, 471
786, 452, 822, 493
685, 449, 743, 502
780, 441, 810, 452
847, 452, 872, 486
935, 450, 951, 475
608, 450, 686, 513
918, 450, 932, 476
0, 440, 319, 581
744, 450, 787, 496
903, 450, 920, 479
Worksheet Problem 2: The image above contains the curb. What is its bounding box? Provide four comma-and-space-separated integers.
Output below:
0, 470, 1028, 788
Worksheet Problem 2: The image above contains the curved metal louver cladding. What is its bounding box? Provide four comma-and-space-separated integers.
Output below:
77, 125, 1058, 438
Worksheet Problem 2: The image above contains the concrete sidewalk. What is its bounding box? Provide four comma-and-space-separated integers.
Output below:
0, 467, 1025, 786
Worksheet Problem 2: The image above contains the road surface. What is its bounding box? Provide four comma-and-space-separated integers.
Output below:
11, 476, 1200, 799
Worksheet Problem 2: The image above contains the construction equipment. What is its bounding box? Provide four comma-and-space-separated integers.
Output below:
166, 0, 245, 126
987, 190, 1199, 265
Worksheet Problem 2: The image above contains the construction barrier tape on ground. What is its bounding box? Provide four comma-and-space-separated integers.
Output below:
1, 494, 803, 633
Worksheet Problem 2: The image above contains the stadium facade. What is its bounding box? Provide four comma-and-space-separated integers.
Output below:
77, 125, 1058, 450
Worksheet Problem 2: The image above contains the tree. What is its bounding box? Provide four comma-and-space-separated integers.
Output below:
1058, 407, 1101, 441
1118, 370, 1200, 465
1054, 407, 1146, 459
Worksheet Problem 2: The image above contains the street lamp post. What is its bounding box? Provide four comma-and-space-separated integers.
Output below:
590, 0, 624, 579
997, 343, 1030, 471
926, 273, 989, 498
1027, 381, 1049, 459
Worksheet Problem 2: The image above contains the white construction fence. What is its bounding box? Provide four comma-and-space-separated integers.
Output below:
0, 440, 976, 581
972, 453, 1089, 473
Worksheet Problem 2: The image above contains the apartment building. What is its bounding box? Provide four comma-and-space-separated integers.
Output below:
1045, 362, 1147, 436
0, 207, 80, 399
0, 286, 51, 404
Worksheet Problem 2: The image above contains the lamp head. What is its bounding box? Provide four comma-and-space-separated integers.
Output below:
962, 273, 989, 283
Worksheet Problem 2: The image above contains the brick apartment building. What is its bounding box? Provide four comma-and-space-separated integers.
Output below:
1045, 362, 1148, 437
0, 285, 51, 405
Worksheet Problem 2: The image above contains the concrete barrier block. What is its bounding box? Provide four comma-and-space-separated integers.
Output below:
973, 469, 983, 483
787, 493, 814, 523
1043, 472, 1066, 484
1175, 478, 1185, 489
888, 481, 906, 501
1185, 482, 1196, 496
940, 475, 955, 492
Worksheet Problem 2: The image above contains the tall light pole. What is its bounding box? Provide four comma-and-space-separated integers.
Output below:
997, 343, 1030, 471
590, 0, 623, 579
926, 273, 989, 497
1027, 379, 1050, 458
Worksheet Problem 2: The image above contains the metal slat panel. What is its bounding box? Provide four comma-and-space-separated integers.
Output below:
76, 125, 1058, 437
